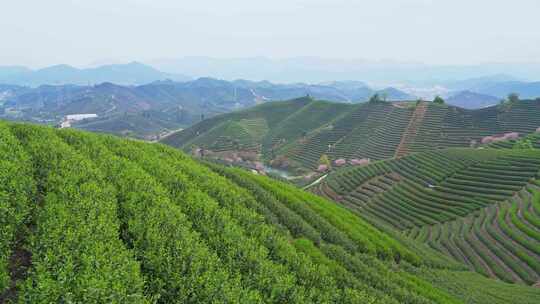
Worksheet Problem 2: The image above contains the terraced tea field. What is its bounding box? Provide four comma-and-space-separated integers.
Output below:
164, 98, 540, 171
175, 118, 268, 152
407, 184, 540, 285
314, 148, 540, 285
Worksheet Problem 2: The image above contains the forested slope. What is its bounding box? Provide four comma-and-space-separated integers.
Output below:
1, 122, 538, 303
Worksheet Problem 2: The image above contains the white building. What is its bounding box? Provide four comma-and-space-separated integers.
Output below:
59, 120, 71, 128
65, 114, 98, 121
58, 113, 98, 129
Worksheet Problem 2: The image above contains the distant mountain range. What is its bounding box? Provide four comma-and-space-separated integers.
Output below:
2, 61, 540, 138
3, 70, 540, 139
432, 74, 540, 108
0, 78, 416, 139
150, 57, 540, 84
445, 74, 519, 91
2, 61, 539, 105
442, 74, 540, 99
0, 62, 191, 87
474, 81, 540, 99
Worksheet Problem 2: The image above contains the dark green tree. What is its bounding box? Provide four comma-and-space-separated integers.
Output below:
507, 93, 520, 103
433, 96, 445, 104
319, 154, 331, 167
368, 93, 382, 103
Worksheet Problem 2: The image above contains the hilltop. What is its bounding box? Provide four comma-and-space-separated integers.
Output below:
2, 121, 538, 302
161, 97, 540, 172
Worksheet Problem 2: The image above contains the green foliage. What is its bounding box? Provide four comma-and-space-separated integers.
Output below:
58, 129, 257, 303
319, 154, 331, 166
368, 94, 383, 103
433, 96, 445, 104
515, 138, 534, 149
0, 123, 35, 293
508, 93, 520, 103
10, 124, 148, 303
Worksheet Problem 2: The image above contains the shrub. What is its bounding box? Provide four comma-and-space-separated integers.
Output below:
319, 154, 331, 166
508, 93, 520, 103
369, 94, 382, 103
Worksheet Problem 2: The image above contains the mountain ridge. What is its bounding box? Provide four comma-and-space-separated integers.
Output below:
0, 62, 191, 87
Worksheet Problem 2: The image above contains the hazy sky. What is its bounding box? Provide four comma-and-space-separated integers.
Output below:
1, 0, 539, 68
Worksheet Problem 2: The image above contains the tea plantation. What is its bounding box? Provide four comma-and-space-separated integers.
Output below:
315, 148, 540, 287
163, 98, 540, 171
1, 122, 538, 303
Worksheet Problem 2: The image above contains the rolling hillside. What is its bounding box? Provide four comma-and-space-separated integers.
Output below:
312, 148, 540, 286
1, 122, 539, 303
163, 98, 540, 172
